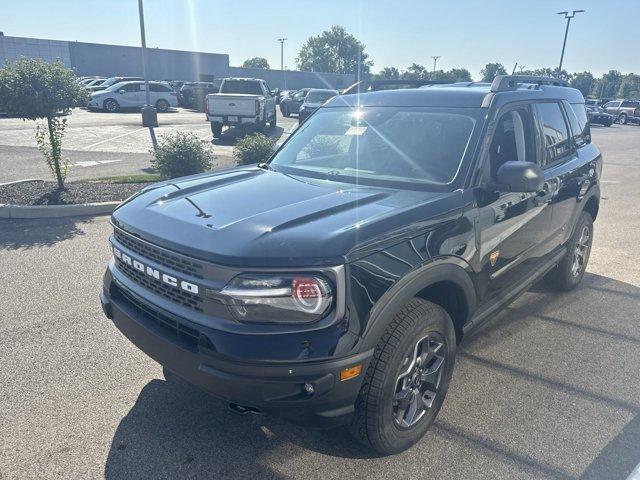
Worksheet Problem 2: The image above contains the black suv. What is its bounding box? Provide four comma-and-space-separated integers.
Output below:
101, 75, 601, 455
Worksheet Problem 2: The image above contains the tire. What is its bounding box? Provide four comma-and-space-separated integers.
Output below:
210, 122, 222, 138
156, 99, 170, 113
350, 298, 456, 455
618, 113, 628, 125
281, 104, 290, 118
104, 98, 119, 112
267, 110, 277, 131
544, 211, 593, 291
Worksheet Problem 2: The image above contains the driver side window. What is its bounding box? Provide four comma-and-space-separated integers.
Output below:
488, 107, 537, 180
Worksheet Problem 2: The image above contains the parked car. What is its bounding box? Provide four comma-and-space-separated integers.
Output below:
586, 105, 614, 126
101, 75, 601, 455
87, 81, 177, 112
602, 99, 640, 125
279, 88, 311, 117
178, 81, 221, 110
298, 89, 338, 123
205, 77, 277, 137
87, 76, 144, 93
84, 78, 106, 88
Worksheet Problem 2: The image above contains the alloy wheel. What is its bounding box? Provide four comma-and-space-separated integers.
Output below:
571, 225, 591, 277
393, 333, 446, 428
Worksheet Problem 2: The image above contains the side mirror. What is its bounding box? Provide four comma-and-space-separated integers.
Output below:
118, 89, 126, 95
495, 161, 544, 193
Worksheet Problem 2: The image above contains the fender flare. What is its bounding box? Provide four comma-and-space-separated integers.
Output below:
357, 257, 477, 352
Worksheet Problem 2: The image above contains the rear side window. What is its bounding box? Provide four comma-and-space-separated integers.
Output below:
566, 102, 590, 146
535, 102, 571, 167
621, 101, 638, 108
150, 83, 171, 92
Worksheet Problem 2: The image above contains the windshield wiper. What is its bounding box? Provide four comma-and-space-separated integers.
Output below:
257, 162, 271, 170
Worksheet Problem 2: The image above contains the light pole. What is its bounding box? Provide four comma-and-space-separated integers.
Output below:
277, 38, 287, 89
431, 55, 441, 72
556, 10, 585, 77
137, 0, 157, 147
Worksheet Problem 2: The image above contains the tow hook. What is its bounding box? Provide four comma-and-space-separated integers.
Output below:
228, 403, 262, 416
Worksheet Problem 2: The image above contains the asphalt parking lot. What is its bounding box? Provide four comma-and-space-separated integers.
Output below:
0, 107, 299, 183
1, 126, 640, 479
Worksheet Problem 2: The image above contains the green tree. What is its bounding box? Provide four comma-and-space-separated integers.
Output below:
242, 57, 270, 69
617, 73, 640, 99
376, 67, 400, 80
593, 70, 622, 98
570, 72, 595, 97
401, 63, 428, 80
0, 58, 86, 189
480, 63, 507, 82
447, 68, 472, 82
296, 26, 373, 75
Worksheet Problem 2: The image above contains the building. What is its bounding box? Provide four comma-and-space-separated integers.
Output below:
0, 33, 355, 90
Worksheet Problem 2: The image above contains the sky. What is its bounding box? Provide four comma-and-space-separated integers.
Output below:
2, 0, 639, 79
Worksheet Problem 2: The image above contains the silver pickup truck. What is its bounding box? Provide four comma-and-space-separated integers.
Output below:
205, 78, 277, 137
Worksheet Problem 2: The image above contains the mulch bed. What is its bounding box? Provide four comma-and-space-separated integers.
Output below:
0, 180, 150, 206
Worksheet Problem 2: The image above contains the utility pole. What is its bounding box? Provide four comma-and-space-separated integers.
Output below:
277, 38, 287, 89
431, 55, 441, 72
137, 0, 157, 147
557, 10, 585, 77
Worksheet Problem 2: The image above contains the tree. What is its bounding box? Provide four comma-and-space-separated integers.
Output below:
617, 73, 640, 99
296, 26, 373, 75
447, 68, 472, 82
376, 67, 400, 80
242, 57, 270, 69
401, 63, 428, 80
570, 72, 595, 97
0, 58, 86, 189
593, 70, 622, 98
480, 63, 507, 82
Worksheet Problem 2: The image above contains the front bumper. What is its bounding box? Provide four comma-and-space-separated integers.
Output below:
101, 278, 371, 428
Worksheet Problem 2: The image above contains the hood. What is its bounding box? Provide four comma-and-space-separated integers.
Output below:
112, 167, 463, 267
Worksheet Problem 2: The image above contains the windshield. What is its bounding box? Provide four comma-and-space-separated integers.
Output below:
270, 107, 479, 189
305, 91, 337, 103
220, 80, 262, 95
103, 82, 129, 92
100, 77, 121, 88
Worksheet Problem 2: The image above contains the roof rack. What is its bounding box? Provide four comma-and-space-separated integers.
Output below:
490, 75, 569, 93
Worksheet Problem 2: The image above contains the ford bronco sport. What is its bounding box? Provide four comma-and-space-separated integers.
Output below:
101, 75, 601, 455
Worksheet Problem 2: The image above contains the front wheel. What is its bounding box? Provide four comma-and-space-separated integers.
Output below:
281, 104, 290, 117
350, 298, 456, 455
544, 211, 593, 291
103, 98, 119, 112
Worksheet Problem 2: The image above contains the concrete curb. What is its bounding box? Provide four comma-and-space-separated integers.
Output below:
0, 201, 120, 219
0, 178, 44, 187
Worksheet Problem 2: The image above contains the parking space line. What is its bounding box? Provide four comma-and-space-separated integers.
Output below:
80, 127, 147, 151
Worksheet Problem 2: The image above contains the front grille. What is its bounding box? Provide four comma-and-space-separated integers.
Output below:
113, 284, 200, 351
115, 257, 204, 312
114, 228, 204, 279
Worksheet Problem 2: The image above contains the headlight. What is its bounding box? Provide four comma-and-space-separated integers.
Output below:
220, 273, 333, 323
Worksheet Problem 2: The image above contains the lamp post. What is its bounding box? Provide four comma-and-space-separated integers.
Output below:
137, 0, 157, 147
557, 10, 585, 77
431, 55, 441, 72
277, 38, 287, 89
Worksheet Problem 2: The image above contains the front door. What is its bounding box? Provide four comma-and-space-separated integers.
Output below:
475, 105, 556, 303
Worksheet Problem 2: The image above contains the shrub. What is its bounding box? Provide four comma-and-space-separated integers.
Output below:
151, 132, 215, 179
233, 133, 276, 165
0, 58, 87, 189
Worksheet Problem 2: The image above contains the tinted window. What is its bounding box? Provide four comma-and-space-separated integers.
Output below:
220, 80, 263, 95
535, 102, 571, 166
150, 83, 171, 92
568, 102, 590, 145
489, 107, 537, 178
121, 83, 141, 93
621, 101, 638, 108
271, 107, 478, 188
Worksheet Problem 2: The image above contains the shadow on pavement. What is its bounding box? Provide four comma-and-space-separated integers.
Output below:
0, 217, 90, 250
105, 273, 640, 479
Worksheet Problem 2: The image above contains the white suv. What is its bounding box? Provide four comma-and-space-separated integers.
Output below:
88, 81, 178, 112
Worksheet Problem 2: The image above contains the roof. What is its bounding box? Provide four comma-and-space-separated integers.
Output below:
325, 80, 585, 109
